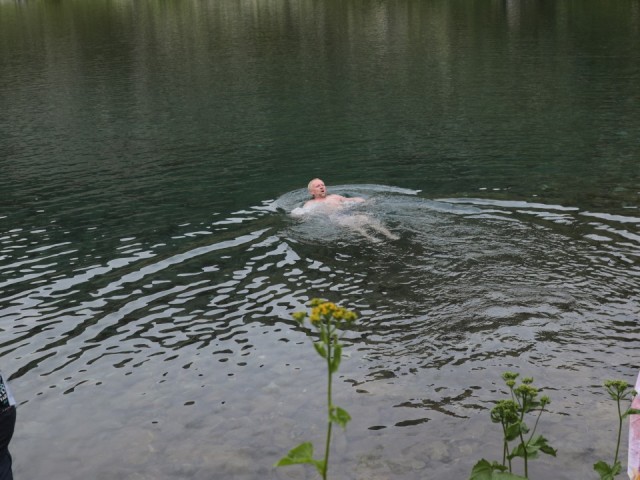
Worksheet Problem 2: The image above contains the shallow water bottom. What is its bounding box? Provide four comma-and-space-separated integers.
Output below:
12, 323, 631, 480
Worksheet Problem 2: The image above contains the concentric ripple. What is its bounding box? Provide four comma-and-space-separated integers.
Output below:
1, 187, 639, 480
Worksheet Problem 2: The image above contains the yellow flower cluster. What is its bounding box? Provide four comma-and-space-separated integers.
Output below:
291, 298, 357, 324
291, 311, 306, 322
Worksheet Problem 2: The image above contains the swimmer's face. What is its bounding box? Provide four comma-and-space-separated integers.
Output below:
308, 179, 327, 199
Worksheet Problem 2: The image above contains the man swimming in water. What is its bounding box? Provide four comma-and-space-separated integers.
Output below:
300, 178, 399, 241
305, 178, 366, 208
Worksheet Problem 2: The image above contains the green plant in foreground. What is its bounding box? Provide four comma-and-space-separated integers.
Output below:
469, 372, 556, 480
593, 379, 639, 480
275, 299, 357, 480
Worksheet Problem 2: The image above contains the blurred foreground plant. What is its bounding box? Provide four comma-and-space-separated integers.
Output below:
469, 372, 556, 480
275, 299, 357, 480
593, 380, 639, 480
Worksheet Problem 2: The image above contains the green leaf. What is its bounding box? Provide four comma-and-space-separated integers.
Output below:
593, 461, 609, 478
469, 459, 527, 480
469, 459, 496, 480
313, 341, 327, 359
531, 435, 556, 457
538, 443, 557, 456
508, 443, 527, 460
494, 471, 528, 478
609, 461, 621, 477
330, 343, 342, 373
274, 442, 315, 467
330, 406, 351, 429
504, 422, 522, 441
311, 459, 326, 476
509, 443, 538, 461
507, 435, 555, 461
319, 326, 328, 344
593, 460, 621, 480
622, 407, 640, 419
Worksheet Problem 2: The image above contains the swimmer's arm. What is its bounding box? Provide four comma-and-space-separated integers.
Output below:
343, 196, 365, 203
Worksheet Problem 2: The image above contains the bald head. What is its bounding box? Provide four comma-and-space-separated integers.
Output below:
307, 178, 327, 199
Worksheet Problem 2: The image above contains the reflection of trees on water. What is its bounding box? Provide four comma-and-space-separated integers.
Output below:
2, 1, 640, 213
3, 0, 639, 214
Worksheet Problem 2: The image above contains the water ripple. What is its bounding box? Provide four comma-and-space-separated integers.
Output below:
2, 191, 639, 480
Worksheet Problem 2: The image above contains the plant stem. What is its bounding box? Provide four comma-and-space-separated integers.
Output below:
501, 421, 511, 471
528, 407, 544, 442
518, 429, 528, 478
519, 396, 529, 478
323, 324, 333, 480
614, 395, 622, 466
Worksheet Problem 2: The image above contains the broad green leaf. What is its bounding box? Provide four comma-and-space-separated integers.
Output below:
534, 435, 557, 457
469, 459, 526, 480
330, 344, 342, 373
593, 461, 609, 478
611, 461, 622, 476
505, 423, 522, 441
313, 341, 327, 359
593, 460, 620, 480
469, 459, 496, 480
507, 434, 554, 461
274, 442, 315, 467
529, 435, 556, 455
509, 442, 538, 460
330, 406, 351, 429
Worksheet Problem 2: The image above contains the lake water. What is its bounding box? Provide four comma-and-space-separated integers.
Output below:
1, 1, 639, 479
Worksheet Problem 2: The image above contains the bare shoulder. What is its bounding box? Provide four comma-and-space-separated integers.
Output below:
327, 194, 347, 201
328, 194, 365, 204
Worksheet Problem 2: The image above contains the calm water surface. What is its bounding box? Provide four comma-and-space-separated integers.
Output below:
1, 1, 639, 479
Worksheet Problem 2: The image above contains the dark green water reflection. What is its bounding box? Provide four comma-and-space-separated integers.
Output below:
1, 1, 639, 479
